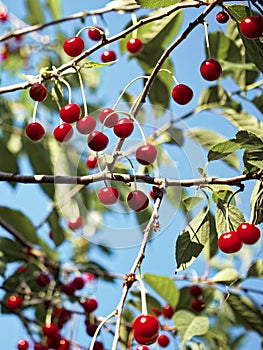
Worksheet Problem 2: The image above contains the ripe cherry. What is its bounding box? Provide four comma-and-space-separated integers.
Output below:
63, 36, 84, 57
113, 118, 134, 138
17, 339, 29, 350
86, 155, 98, 169
200, 58, 222, 81
88, 26, 104, 41
99, 108, 119, 128
29, 83, 48, 102
36, 273, 51, 287
236, 223, 261, 245
57, 339, 70, 350
162, 304, 174, 319
88, 131, 109, 152
216, 11, 229, 24
172, 84, 193, 105
98, 186, 119, 205
46, 333, 61, 349
101, 50, 117, 63
136, 346, 149, 350
26, 122, 45, 141
126, 38, 143, 54
86, 323, 98, 336
42, 322, 59, 338
240, 16, 263, 39
191, 299, 205, 312
83, 298, 98, 313
67, 217, 82, 230
7, 295, 23, 309
189, 285, 203, 298
136, 144, 157, 165
0, 9, 8, 21
52, 307, 71, 329
72, 276, 85, 290
60, 282, 76, 296
93, 341, 104, 350
76, 115, 96, 134
53, 123, 73, 143
157, 334, 170, 347
132, 314, 160, 345
34, 343, 49, 350
60, 103, 81, 123
218, 231, 242, 254
127, 190, 149, 212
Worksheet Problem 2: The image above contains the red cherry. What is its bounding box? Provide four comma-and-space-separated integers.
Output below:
17, 339, 29, 350
101, 50, 117, 63
136, 346, 149, 350
36, 273, 51, 287
82, 298, 98, 313
157, 334, 170, 347
76, 115, 96, 134
42, 322, 59, 338
189, 285, 203, 298
0, 9, 8, 21
127, 190, 149, 212
218, 231, 242, 254
99, 108, 119, 128
53, 123, 73, 143
162, 305, 174, 319
236, 223, 261, 245
151, 307, 162, 316
7, 295, 23, 309
63, 36, 84, 57
88, 26, 104, 41
172, 84, 193, 105
86, 155, 98, 169
60, 103, 81, 124
200, 58, 222, 81
132, 314, 160, 345
34, 343, 49, 350
216, 11, 229, 24
136, 144, 157, 165
240, 16, 263, 39
87, 131, 109, 152
57, 339, 70, 350
29, 83, 48, 102
52, 307, 71, 329
67, 217, 82, 230
60, 282, 76, 296
98, 186, 119, 205
72, 276, 85, 290
46, 333, 61, 349
26, 122, 45, 141
126, 38, 143, 54
86, 323, 98, 336
113, 118, 134, 138
93, 341, 104, 350
191, 299, 205, 312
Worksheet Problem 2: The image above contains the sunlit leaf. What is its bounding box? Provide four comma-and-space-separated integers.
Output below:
136, 0, 180, 8
26, 0, 45, 24
46, 0, 61, 20
247, 260, 263, 278
0, 237, 27, 262
210, 268, 239, 283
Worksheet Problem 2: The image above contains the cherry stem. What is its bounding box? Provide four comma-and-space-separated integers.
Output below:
113, 75, 149, 110
96, 153, 108, 187
32, 101, 38, 123
59, 78, 72, 104
159, 68, 179, 85
249, 185, 263, 224
137, 267, 148, 315
77, 69, 88, 116
123, 155, 137, 191
131, 11, 138, 38
91, 14, 98, 26
130, 114, 147, 146
89, 311, 115, 350
226, 187, 244, 232
203, 21, 211, 58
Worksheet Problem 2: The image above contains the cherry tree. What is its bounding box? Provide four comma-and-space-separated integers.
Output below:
0, 0, 262, 349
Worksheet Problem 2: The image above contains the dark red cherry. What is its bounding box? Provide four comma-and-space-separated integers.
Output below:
172, 84, 193, 105
101, 50, 117, 63
236, 223, 261, 245
162, 305, 174, 319
87, 26, 104, 41
46, 333, 61, 349
157, 334, 170, 347
86, 155, 97, 169
82, 298, 98, 313
191, 299, 205, 312
98, 186, 119, 205
218, 231, 242, 253
76, 115, 96, 134
17, 339, 29, 350
42, 322, 59, 338
87, 131, 109, 152
53, 123, 73, 143
63, 36, 84, 57
86, 323, 98, 336
34, 343, 49, 350
72, 276, 85, 290
126, 38, 143, 54
240, 16, 263, 39
200, 58, 222, 81
113, 118, 134, 138
36, 273, 50, 287
99, 108, 119, 128
127, 190, 149, 212
7, 295, 23, 309
60, 103, 81, 123
132, 314, 160, 345
60, 283, 76, 296
26, 122, 45, 141
57, 339, 70, 350
135, 144, 157, 165
92, 341, 104, 350
189, 285, 203, 298
29, 83, 48, 102
216, 11, 229, 24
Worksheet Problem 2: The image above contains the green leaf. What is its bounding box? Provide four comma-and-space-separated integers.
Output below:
215, 204, 245, 233
183, 195, 203, 211
252, 94, 263, 114
26, 0, 44, 24
223, 110, 263, 138
0, 237, 27, 262
0, 139, 19, 183
47, 209, 65, 247
162, 127, 184, 146
243, 150, 263, 173
128, 290, 163, 314
247, 260, 263, 278
136, 0, 180, 9
46, 0, 61, 20
143, 273, 179, 308
0, 207, 39, 245
210, 268, 239, 283
188, 128, 239, 170
173, 310, 209, 343
227, 294, 263, 335
250, 181, 263, 225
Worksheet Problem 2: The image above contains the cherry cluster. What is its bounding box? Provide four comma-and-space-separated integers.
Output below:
218, 222, 261, 254
189, 285, 205, 313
